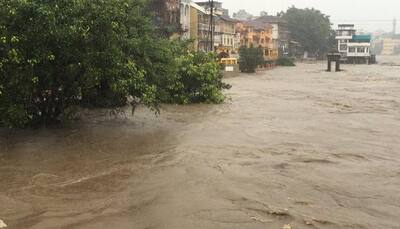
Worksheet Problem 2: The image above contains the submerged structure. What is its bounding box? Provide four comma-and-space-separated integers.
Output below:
336, 24, 373, 64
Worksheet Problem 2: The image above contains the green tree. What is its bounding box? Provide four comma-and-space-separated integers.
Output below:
283, 7, 332, 57
0, 0, 160, 127
239, 46, 264, 73
164, 51, 230, 104
0, 0, 229, 128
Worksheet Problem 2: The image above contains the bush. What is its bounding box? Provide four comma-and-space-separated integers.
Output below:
159, 50, 230, 104
276, 57, 296, 66
239, 46, 264, 73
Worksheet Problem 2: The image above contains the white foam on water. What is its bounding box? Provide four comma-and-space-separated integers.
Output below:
0, 219, 7, 228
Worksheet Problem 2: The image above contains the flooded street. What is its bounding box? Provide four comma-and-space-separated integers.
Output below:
1, 61, 400, 229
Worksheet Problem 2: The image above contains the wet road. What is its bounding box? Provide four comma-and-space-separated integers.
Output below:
1, 61, 400, 229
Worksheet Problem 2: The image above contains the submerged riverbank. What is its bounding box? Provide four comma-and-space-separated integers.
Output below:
1, 62, 400, 229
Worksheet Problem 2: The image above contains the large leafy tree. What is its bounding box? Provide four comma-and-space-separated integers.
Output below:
283, 7, 333, 56
0, 0, 229, 128
0, 0, 161, 127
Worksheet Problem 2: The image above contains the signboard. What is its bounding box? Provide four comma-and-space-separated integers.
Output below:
225, 66, 234, 72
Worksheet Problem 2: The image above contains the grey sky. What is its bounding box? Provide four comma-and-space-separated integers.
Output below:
220, 0, 399, 33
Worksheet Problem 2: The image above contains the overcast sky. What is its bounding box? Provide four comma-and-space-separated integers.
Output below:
219, 0, 399, 33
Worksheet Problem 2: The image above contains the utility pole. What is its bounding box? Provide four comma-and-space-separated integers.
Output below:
210, 0, 214, 52
206, 0, 214, 52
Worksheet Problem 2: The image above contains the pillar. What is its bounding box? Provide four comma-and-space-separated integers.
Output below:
327, 59, 332, 72
335, 61, 340, 72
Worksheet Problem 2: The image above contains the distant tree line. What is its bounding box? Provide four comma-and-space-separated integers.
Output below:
0, 0, 230, 128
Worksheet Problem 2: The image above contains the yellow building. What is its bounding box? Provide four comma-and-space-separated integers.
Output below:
381, 38, 400, 55
189, 3, 200, 50
189, 2, 212, 51
236, 21, 278, 61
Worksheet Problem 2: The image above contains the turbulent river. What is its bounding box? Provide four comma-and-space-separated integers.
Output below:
1, 59, 400, 229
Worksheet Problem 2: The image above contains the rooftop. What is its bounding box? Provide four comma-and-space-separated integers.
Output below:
190, 2, 207, 14
254, 15, 287, 24
218, 15, 238, 23
351, 34, 372, 42
242, 20, 273, 30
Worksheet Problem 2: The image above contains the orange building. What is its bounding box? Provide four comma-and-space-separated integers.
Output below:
236, 21, 278, 62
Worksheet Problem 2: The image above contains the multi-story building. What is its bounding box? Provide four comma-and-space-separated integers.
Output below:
336, 24, 357, 55
214, 15, 237, 53
253, 15, 290, 56
189, 1, 237, 53
336, 24, 372, 63
189, 2, 212, 51
236, 21, 278, 62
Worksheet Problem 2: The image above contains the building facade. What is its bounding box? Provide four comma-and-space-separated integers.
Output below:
336, 24, 372, 63
189, 1, 237, 53
381, 38, 400, 55
253, 15, 290, 56
236, 21, 278, 61
214, 15, 237, 53
336, 24, 357, 56
180, 0, 191, 40
189, 2, 212, 51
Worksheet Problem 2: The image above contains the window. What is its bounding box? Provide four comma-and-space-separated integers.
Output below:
340, 44, 347, 51
185, 5, 189, 16
357, 47, 365, 53
349, 47, 356, 53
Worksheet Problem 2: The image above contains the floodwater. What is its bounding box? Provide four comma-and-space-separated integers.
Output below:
1, 59, 400, 229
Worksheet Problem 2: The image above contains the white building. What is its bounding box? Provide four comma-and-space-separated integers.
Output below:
180, 0, 191, 39
336, 24, 372, 63
336, 24, 356, 55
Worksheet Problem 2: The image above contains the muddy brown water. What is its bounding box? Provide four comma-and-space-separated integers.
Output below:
1, 61, 400, 229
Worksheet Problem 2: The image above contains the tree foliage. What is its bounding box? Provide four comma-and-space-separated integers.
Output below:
283, 7, 333, 56
0, 0, 229, 128
239, 46, 264, 73
166, 51, 231, 104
